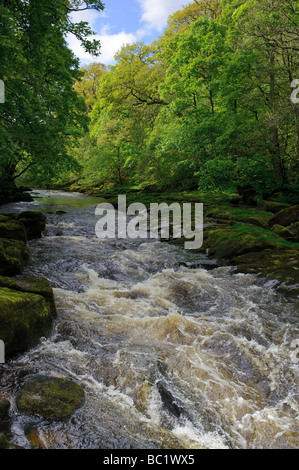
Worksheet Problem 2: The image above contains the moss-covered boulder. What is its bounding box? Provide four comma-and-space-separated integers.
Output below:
0, 288, 53, 357
0, 238, 29, 276
201, 225, 292, 259
16, 375, 85, 420
271, 224, 294, 241
4, 212, 46, 240
268, 205, 299, 228
0, 399, 10, 420
257, 200, 289, 214
0, 276, 57, 318
0, 216, 27, 242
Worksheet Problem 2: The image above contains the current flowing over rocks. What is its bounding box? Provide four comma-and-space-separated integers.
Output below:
0, 190, 298, 449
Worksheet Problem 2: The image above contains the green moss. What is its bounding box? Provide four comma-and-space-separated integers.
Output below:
16, 375, 85, 420
0, 277, 57, 318
0, 238, 29, 276
0, 287, 53, 357
0, 218, 27, 242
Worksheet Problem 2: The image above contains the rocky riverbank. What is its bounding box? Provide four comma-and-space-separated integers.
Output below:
92, 188, 299, 299
0, 206, 86, 449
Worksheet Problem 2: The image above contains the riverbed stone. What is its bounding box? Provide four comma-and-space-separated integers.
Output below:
268, 204, 299, 228
0, 287, 53, 357
5, 211, 46, 239
0, 399, 10, 420
0, 276, 57, 318
0, 238, 29, 276
0, 216, 27, 242
271, 224, 294, 241
16, 375, 85, 420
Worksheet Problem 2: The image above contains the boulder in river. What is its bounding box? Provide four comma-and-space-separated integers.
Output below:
0, 276, 57, 318
0, 238, 29, 276
16, 375, 85, 420
4, 211, 46, 240
0, 399, 10, 420
0, 287, 53, 357
0, 215, 27, 242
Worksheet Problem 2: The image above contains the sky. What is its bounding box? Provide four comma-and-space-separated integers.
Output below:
67, 0, 189, 66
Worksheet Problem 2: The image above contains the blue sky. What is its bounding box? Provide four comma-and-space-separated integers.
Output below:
68, 0, 189, 66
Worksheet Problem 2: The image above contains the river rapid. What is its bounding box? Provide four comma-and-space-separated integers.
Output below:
0, 190, 298, 449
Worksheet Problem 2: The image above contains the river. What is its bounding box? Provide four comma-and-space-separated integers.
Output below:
0, 190, 298, 449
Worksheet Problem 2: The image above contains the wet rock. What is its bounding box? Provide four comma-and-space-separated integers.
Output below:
0, 399, 10, 420
55, 210, 67, 215
6, 212, 46, 239
0, 276, 57, 318
0, 287, 53, 357
0, 238, 29, 276
0, 216, 27, 242
16, 375, 85, 420
268, 204, 299, 228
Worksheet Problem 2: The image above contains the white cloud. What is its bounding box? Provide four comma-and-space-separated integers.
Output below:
67, 30, 137, 66
67, 1, 188, 65
137, 0, 187, 32
96, 30, 137, 65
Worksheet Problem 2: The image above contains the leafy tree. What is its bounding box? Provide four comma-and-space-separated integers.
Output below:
0, 0, 104, 192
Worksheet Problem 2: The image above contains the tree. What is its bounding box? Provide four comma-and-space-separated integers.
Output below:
0, 0, 104, 192
74, 62, 108, 114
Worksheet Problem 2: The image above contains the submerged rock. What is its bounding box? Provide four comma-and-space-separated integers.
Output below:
16, 375, 85, 420
0, 399, 10, 420
0, 238, 29, 276
0, 287, 53, 357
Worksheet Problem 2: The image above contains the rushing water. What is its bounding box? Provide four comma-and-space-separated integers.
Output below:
0, 190, 298, 449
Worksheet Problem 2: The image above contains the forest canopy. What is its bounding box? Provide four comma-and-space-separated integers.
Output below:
1, 0, 299, 202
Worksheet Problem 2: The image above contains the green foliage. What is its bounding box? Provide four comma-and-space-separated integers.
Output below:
0, 0, 104, 189
197, 157, 235, 192
4, 0, 298, 199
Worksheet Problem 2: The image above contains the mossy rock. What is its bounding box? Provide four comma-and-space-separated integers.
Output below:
205, 206, 271, 228
0, 399, 10, 420
271, 224, 294, 241
231, 248, 299, 296
0, 216, 27, 242
201, 225, 293, 259
0, 238, 29, 276
257, 200, 289, 214
0, 276, 57, 318
268, 205, 299, 228
3, 212, 46, 240
0, 287, 53, 357
16, 375, 85, 420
